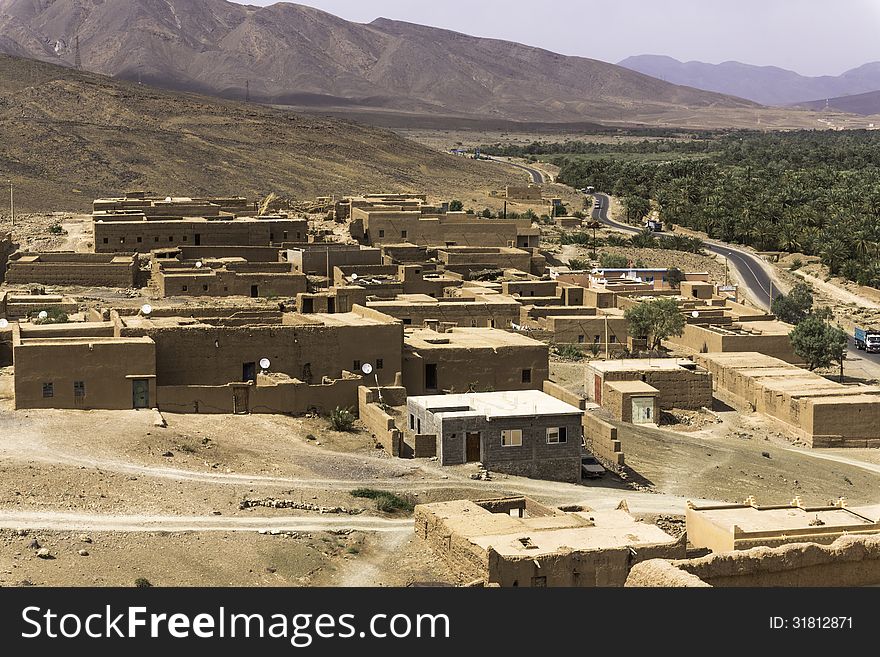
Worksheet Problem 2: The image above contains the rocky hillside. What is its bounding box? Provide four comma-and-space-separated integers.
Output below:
0, 54, 517, 211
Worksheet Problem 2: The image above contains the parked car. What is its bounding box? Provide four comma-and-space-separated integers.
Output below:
581, 455, 606, 479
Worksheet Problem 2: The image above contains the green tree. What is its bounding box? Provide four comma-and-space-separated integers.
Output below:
624, 298, 686, 352
623, 195, 651, 224
770, 282, 814, 324
481, 208, 493, 218
448, 200, 463, 212
666, 267, 686, 289
790, 316, 848, 372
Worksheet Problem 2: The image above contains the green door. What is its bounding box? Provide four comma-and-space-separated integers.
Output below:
132, 379, 150, 409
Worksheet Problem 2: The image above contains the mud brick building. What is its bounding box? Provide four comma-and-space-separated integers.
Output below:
151, 248, 306, 298
416, 496, 684, 586
92, 193, 307, 254
350, 208, 539, 249
286, 243, 382, 277
402, 325, 549, 396
695, 351, 880, 447
627, 533, 880, 587
585, 358, 713, 412
5, 252, 138, 288
13, 333, 157, 410
367, 294, 522, 329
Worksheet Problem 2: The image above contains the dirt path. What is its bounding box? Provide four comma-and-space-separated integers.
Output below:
0, 510, 413, 533
794, 269, 880, 310
332, 530, 413, 587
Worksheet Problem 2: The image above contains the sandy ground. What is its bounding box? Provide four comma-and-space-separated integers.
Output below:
549, 360, 880, 508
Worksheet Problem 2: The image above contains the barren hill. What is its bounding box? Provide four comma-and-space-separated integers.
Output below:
795, 89, 880, 117
0, 0, 817, 127
0, 54, 519, 212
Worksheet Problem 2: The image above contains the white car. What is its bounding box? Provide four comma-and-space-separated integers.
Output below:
581, 455, 606, 479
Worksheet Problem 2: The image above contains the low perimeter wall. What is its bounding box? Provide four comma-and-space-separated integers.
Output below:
626, 534, 880, 587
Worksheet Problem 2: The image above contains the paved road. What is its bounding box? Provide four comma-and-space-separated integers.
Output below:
591, 193, 779, 310
488, 156, 547, 183
592, 193, 880, 370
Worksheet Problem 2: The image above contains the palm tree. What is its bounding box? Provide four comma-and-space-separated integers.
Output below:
820, 239, 850, 275
777, 223, 802, 253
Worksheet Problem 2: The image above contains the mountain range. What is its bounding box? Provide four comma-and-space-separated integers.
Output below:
619, 54, 880, 109
0, 0, 820, 128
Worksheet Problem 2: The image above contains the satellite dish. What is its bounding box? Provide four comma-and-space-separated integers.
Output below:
141, 304, 152, 316
38, 311, 48, 320
195, 261, 203, 269
351, 273, 358, 280
361, 363, 373, 375
0, 319, 8, 329
691, 311, 700, 318
165, 196, 172, 202
259, 357, 271, 370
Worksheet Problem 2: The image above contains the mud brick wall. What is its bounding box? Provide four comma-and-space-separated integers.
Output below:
413, 506, 489, 583
582, 410, 624, 466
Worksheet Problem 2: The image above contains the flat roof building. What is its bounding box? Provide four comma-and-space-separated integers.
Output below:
93, 205, 307, 254
686, 499, 880, 552
5, 252, 138, 288
407, 390, 582, 481
695, 351, 880, 447
151, 249, 306, 299
416, 496, 684, 586
367, 294, 522, 329
286, 243, 382, 277
403, 325, 549, 396
586, 358, 713, 412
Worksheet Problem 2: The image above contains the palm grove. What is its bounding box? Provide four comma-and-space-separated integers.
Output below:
483, 130, 880, 288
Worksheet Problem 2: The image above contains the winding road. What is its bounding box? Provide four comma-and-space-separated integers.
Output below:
488, 156, 548, 184
591, 193, 880, 369
592, 193, 780, 310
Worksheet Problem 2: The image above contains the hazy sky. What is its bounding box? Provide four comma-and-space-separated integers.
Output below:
236, 0, 880, 76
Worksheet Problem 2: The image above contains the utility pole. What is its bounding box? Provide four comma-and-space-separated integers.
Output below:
604, 314, 609, 360
9, 179, 14, 228
74, 35, 82, 70
246, 80, 250, 103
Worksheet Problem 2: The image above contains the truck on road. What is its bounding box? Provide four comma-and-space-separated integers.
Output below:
854, 327, 880, 353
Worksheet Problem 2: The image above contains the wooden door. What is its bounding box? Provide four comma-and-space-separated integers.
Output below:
465, 432, 481, 462
233, 386, 249, 415
132, 379, 149, 409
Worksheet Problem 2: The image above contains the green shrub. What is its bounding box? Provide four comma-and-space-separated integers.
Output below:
329, 407, 356, 432
568, 258, 591, 270
598, 252, 629, 269
350, 488, 414, 513
555, 344, 585, 360
32, 308, 69, 325
134, 578, 152, 588
48, 223, 64, 235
